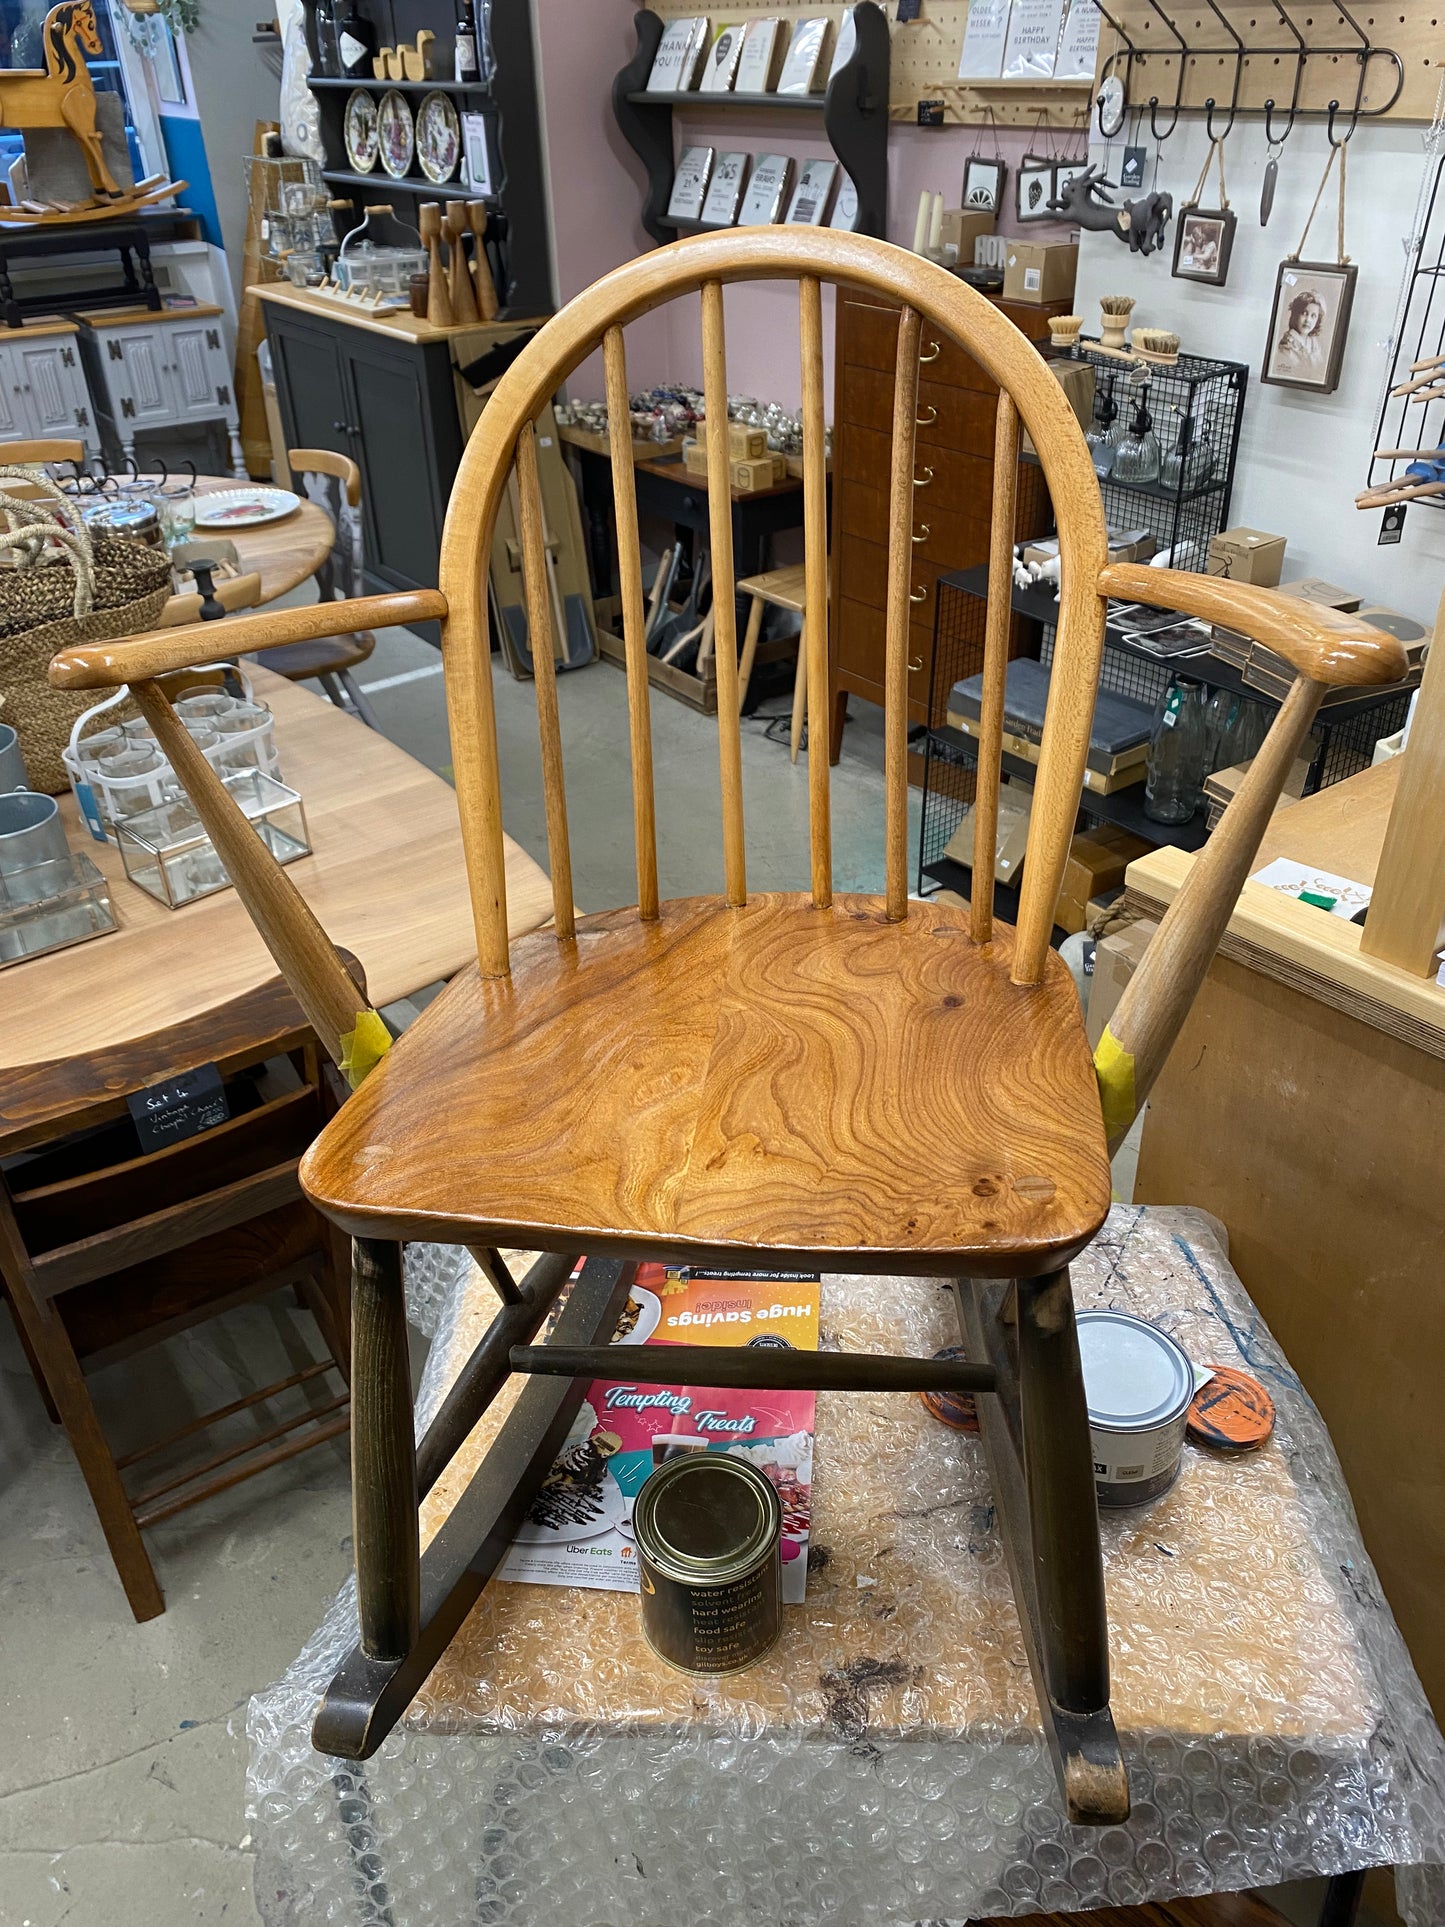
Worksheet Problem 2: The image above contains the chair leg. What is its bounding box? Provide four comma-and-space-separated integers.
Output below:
336, 667, 382, 731
737, 594, 765, 714
789, 631, 808, 763
350, 1238, 419, 1662
955, 1273, 1127, 1826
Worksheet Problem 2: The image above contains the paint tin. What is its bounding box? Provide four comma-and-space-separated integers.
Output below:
633, 1452, 782, 1674
1076, 1311, 1196, 1507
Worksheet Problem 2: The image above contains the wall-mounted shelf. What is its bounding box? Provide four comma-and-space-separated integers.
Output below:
613, 3, 890, 247
307, 76, 493, 97
323, 169, 487, 205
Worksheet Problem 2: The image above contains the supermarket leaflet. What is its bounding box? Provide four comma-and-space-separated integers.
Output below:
497, 1264, 820, 1600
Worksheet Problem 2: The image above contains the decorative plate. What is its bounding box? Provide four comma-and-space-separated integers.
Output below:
343, 88, 379, 173
194, 486, 300, 529
416, 89, 460, 184
377, 88, 415, 180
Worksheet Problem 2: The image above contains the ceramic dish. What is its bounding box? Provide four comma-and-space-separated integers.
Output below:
343, 88, 379, 173
194, 487, 301, 530
416, 90, 460, 183
377, 89, 415, 180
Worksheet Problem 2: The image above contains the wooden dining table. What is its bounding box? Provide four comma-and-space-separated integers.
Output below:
2, 666, 555, 1076
165, 475, 335, 614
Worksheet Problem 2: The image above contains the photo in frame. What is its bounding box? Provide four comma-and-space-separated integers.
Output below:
1016, 159, 1056, 223
1172, 205, 1236, 285
962, 155, 1006, 214
1260, 259, 1358, 394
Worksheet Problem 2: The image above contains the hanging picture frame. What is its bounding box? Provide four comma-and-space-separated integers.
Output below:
963, 155, 1006, 214
1016, 157, 1057, 223
1172, 205, 1236, 285
1260, 260, 1357, 393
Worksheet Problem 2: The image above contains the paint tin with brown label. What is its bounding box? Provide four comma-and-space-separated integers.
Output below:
632, 1453, 782, 1675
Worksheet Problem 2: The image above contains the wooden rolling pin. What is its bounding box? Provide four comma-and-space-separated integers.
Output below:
443, 204, 480, 325
467, 200, 499, 322
418, 202, 454, 328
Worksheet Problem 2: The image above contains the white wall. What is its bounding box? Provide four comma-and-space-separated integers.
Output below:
1074, 117, 1445, 630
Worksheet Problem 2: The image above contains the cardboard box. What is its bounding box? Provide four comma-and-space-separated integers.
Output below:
727, 422, 767, 460
939, 207, 995, 265
1278, 577, 1362, 613
682, 437, 709, 477
1086, 916, 1159, 1049
1207, 527, 1286, 587
730, 453, 786, 491
942, 781, 1034, 885
1055, 825, 1153, 936
1023, 525, 1154, 567
1003, 241, 1078, 306
1021, 358, 1095, 458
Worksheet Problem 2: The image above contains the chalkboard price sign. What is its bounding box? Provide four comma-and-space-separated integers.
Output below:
127, 1062, 230, 1154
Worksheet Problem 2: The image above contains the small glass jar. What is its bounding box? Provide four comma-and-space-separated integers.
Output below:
176, 691, 232, 724
159, 486, 196, 552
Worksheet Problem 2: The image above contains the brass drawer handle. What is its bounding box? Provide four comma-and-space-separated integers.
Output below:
913, 465, 934, 489
908, 654, 925, 672
909, 585, 928, 604
912, 522, 930, 544
919, 340, 942, 364
915, 403, 938, 427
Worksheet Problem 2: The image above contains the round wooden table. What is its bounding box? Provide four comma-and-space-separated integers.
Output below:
164, 475, 334, 615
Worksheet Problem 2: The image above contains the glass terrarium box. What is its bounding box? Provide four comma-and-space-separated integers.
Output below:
0, 849, 116, 965
116, 771, 310, 909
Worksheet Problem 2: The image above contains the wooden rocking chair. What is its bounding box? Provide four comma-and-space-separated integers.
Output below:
50, 231, 1406, 1824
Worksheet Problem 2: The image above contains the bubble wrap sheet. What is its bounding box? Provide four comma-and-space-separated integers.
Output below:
249, 1207, 1445, 1925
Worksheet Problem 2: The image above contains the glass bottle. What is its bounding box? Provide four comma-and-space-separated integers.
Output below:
454, 0, 481, 82
335, 1, 378, 78
1159, 409, 1215, 494
1145, 676, 1207, 824
312, 0, 339, 76
1111, 383, 1161, 486
1086, 376, 1120, 479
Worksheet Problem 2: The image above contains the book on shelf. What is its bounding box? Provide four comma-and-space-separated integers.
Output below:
647, 16, 709, 92
829, 8, 856, 79
829, 173, 859, 231
957, 0, 1011, 79
776, 16, 831, 93
1054, 0, 1100, 79
701, 149, 750, 226
667, 145, 715, 223
698, 21, 746, 92
1001, 0, 1067, 80
735, 17, 787, 92
786, 157, 837, 225
738, 152, 793, 224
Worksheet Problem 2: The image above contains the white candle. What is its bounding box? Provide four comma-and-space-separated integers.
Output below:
912, 189, 931, 255
927, 192, 944, 256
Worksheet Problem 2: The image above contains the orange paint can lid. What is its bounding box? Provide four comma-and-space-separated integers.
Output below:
1187, 1366, 1276, 1451
920, 1346, 979, 1433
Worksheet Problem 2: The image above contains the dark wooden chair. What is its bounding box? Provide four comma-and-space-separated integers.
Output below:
49, 229, 1407, 1814
0, 975, 351, 1620
258, 448, 380, 728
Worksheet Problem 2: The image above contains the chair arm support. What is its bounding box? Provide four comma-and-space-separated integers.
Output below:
1098, 565, 1408, 688
1095, 675, 1326, 1151
49, 590, 448, 690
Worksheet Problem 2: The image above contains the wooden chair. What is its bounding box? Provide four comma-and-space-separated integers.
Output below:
0, 436, 85, 468
0, 975, 351, 1621
48, 231, 1407, 1817
736, 562, 810, 759
257, 449, 380, 728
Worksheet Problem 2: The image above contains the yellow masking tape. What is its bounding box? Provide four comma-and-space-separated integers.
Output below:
340, 1008, 393, 1090
1093, 1026, 1136, 1142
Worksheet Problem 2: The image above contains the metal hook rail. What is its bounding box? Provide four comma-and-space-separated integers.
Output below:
1086, 0, 1403, 136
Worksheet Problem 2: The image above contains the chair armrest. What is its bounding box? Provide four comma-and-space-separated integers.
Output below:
49, 590, 448, 690
1098, 565, 1409, 688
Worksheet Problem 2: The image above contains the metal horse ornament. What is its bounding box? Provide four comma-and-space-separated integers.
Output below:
0, 2, 122, 204
1049, 164, 1172, 257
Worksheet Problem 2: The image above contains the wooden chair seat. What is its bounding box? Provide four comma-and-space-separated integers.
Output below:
300, 892, 1111, 1275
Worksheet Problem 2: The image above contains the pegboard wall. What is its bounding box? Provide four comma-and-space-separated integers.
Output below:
636, 3, 1439, 129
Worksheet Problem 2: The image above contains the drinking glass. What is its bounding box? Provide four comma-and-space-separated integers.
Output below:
160, 487, 197, 553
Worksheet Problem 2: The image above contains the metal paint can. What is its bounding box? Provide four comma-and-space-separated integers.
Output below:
632, 1452, 782, 1674
1077, 1311, 1196, 1508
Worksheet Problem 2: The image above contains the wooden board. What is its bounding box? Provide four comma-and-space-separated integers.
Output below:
404, 1254, 1374, 1747
2, 668, 554, 1070
557, 423, 684, 463
255, 281, 547, 347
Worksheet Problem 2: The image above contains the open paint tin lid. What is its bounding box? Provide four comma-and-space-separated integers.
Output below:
1077, 1311, 1195, 1433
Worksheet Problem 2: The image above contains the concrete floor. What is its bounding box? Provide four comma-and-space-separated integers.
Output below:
0, 625, 1386, 1926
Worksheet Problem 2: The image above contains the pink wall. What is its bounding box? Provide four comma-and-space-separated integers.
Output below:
533, 4, 1080, 412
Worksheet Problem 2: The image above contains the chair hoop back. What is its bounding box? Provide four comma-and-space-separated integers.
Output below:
438, 230, 1108, 986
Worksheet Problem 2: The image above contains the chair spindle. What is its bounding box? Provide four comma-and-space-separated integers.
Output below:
515, 425, 575, 941
603, 324, 660, 919
971, 392, 1020, 946
701, 279, 747, 907
884, 305, 923, 920
799, 275, 832, 908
